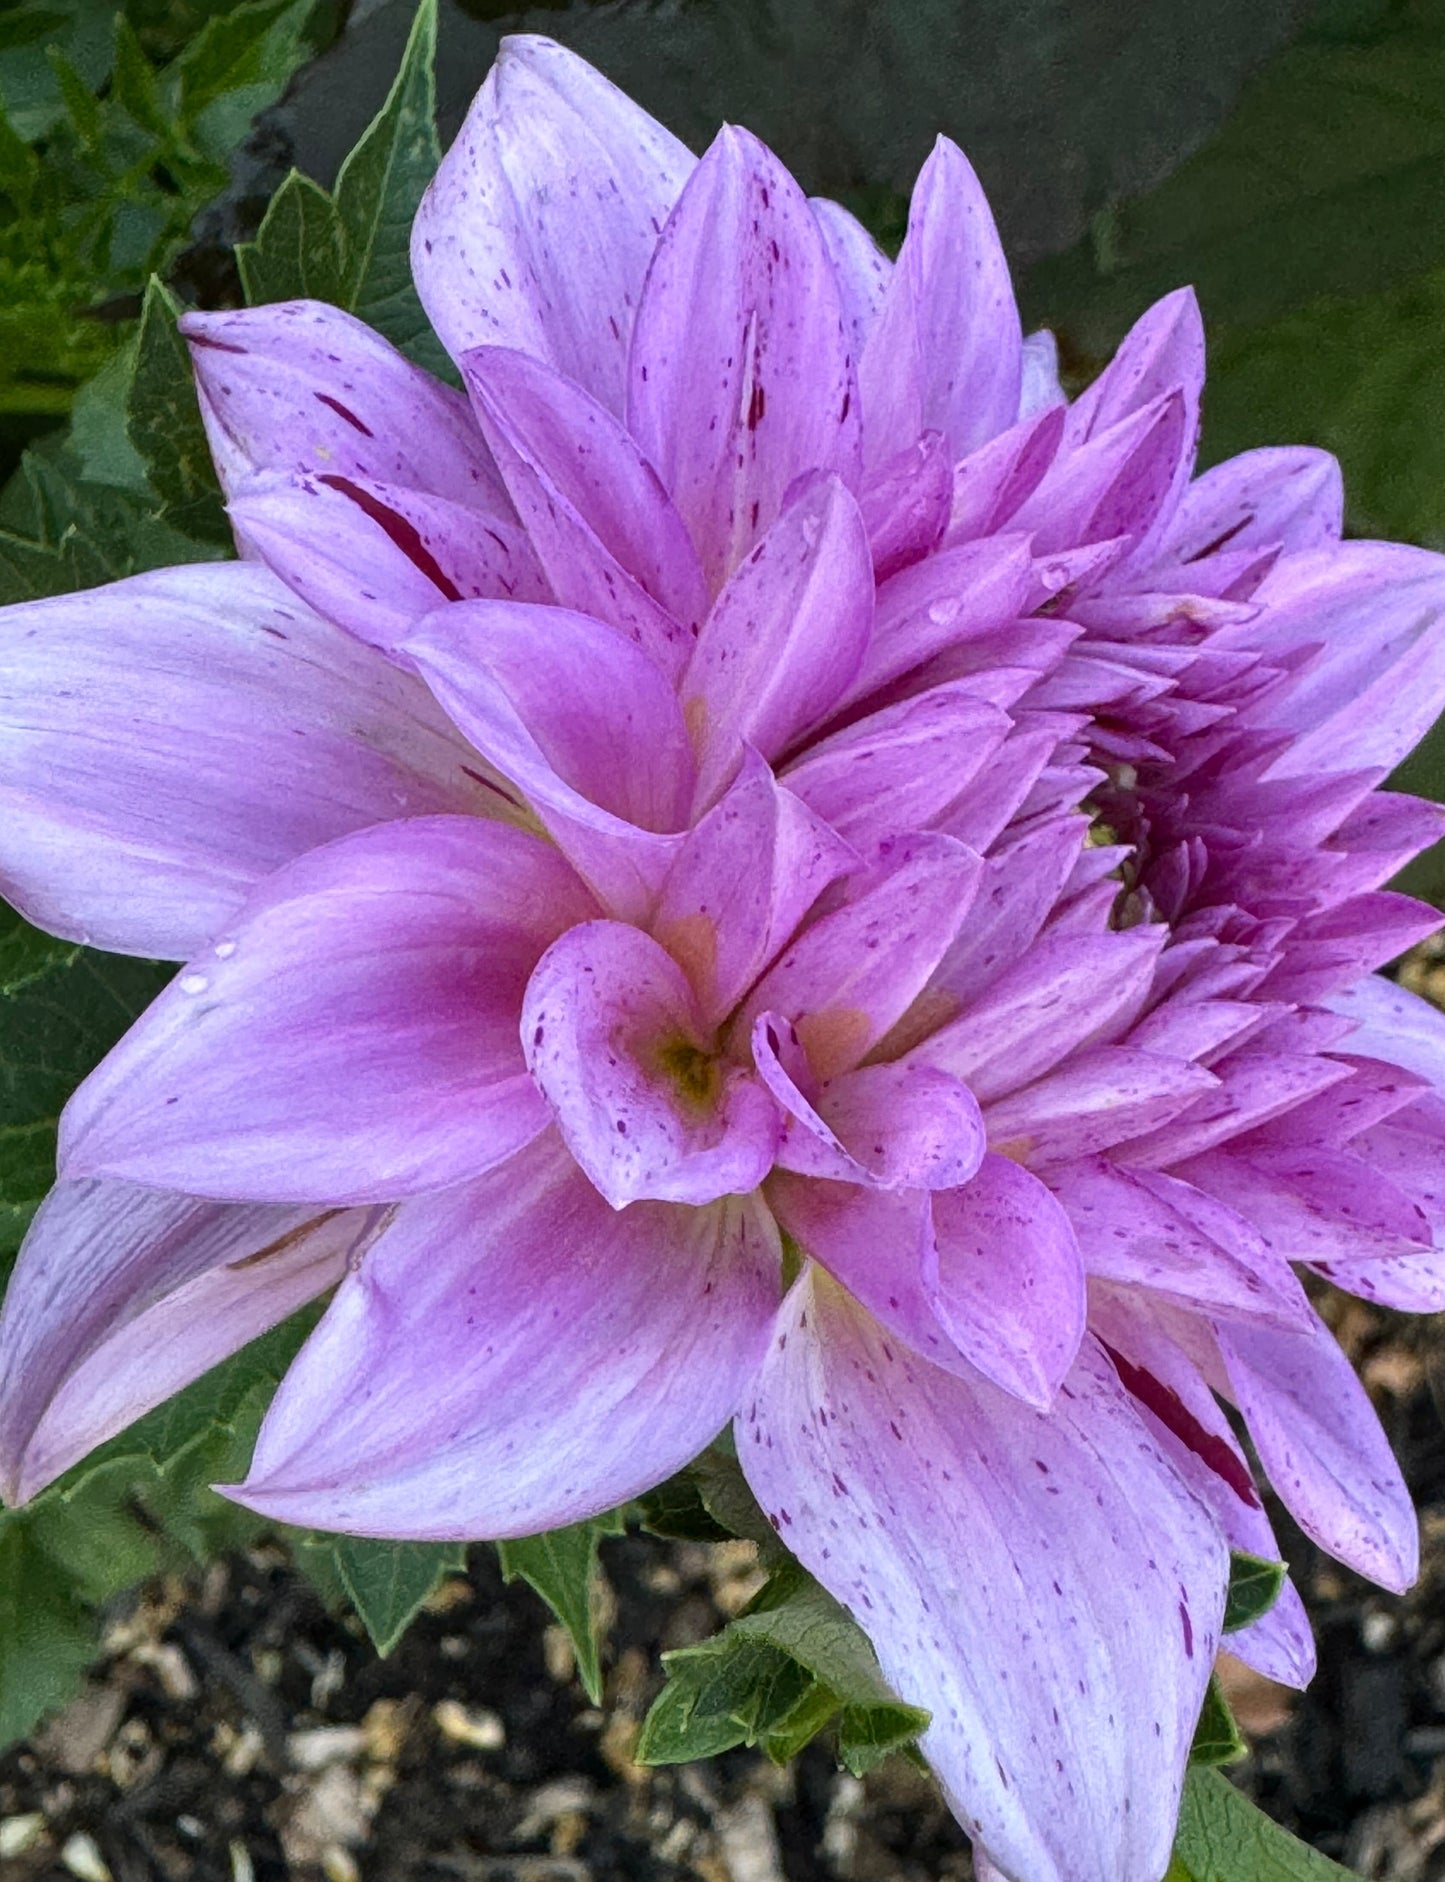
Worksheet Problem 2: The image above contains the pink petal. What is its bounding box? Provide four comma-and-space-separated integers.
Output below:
1011, 392, 1190, 556
1088, 1290, 1316, 1688
1217, 1313, 1418, 1592
927, 1154, 1087, 1408
1180, 1145, 1433, 1268
984, 1048, 1219, 1167
1053, 1157, 1312, 1329
652, 756, 857, 1029
1154, 446, 1343, 566
0, 1179, 363, 1504
916, 929, 1163, 1103
628, 126, 862, 590
230, 1134, 780, 1537
227, 469, 547, 651
1328, 971, 1445, 1088
946, 403, 1065, 544
182, 302, 505, 508
841, 533, 1035, 710
683, 476, 874, 808
928, 815, 1087, 1008
810, 196, 891, 364
755, 1023, 985, 1191
783, 683, 1011, 852
461, 344, 706, 669
404, 600, 694, 919
1062, 288, 1203, 488
741, 1279, 1226, 1882
858, 138, 1022, 465
857, 431, 953, 582
735, 834, 983, 1079
410, 35, 693, 414
1243, 542, 1445, 779
60, 818, 594, 1203
765, 1176, 963, 1371
523, 920, 780, 1208
1113, 1050, 1352, 1168
0, 563, 497, 959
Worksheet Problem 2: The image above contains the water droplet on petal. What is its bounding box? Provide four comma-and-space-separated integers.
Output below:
928, 600, 960, 628
179, 972, 209, 995
214, 940, 237, 959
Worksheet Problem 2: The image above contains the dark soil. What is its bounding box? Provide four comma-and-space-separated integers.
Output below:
2, 1299, 1443, 1882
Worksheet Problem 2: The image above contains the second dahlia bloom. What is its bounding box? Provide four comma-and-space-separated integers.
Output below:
3, 35, 1445, 1882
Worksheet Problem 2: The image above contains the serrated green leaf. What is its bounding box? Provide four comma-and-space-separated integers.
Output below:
1223, 1552, 1287, 1635
1190, 1674, 1248, 1768
330, 1536, 466, 1657
638, 1564, 928, 1773
1168, 1766, 1361, 1880
237, 166, 347, 306
112, 14, 169, 139
126, 276, 228, 538
497, 1511, 623, 1705
331, 0, 446, 371
638, 1634, 816, 1764
635, 1470, 735, 1544
47, 44, 102, 152
177, 0, 315, 161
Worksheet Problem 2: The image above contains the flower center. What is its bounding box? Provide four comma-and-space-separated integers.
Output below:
651, 1033, 726, 1116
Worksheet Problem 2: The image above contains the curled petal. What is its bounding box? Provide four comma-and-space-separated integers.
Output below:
405, 600, 695, 919
754, 1021, 985, 1191
524, 922, 779, 1208
736, 833, 983, 1080
230, 1134, 780, 1537
653, 756, 857, 1029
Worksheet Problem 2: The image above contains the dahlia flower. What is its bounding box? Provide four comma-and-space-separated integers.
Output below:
3, 33, 1445, 1882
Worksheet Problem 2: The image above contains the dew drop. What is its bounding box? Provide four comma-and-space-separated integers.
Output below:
179, 972, 210, 995
214, 940, 237, 959
927, 599, 960, 628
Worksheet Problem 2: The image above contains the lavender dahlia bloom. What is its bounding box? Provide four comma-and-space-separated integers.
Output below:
3, 34, 1445, 1882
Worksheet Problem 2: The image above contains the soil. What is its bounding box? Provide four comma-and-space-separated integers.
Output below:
0, 1313, 1442, 1882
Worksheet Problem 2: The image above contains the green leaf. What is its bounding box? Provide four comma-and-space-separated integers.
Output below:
177, 0, 316, 161
236, 0, 448, 374
497, 1511, 624, 1705
0, 1521, 97, 1747
237, 167, 347, 306
635, 1470, 735, 1544
1223, 1552, 1287, 1635
1190, 1675, 1248, 1769
125, 277, 229, 539
637, 1564, 928, 1774
47, 45, 102, 153
111, 14, 169, 139
0, 902, 171, 1261
330, 1537, 465, 1657
638, 1634, 816, 1764
1168, 1766, 1362, 1881
331, 0, 446, 371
